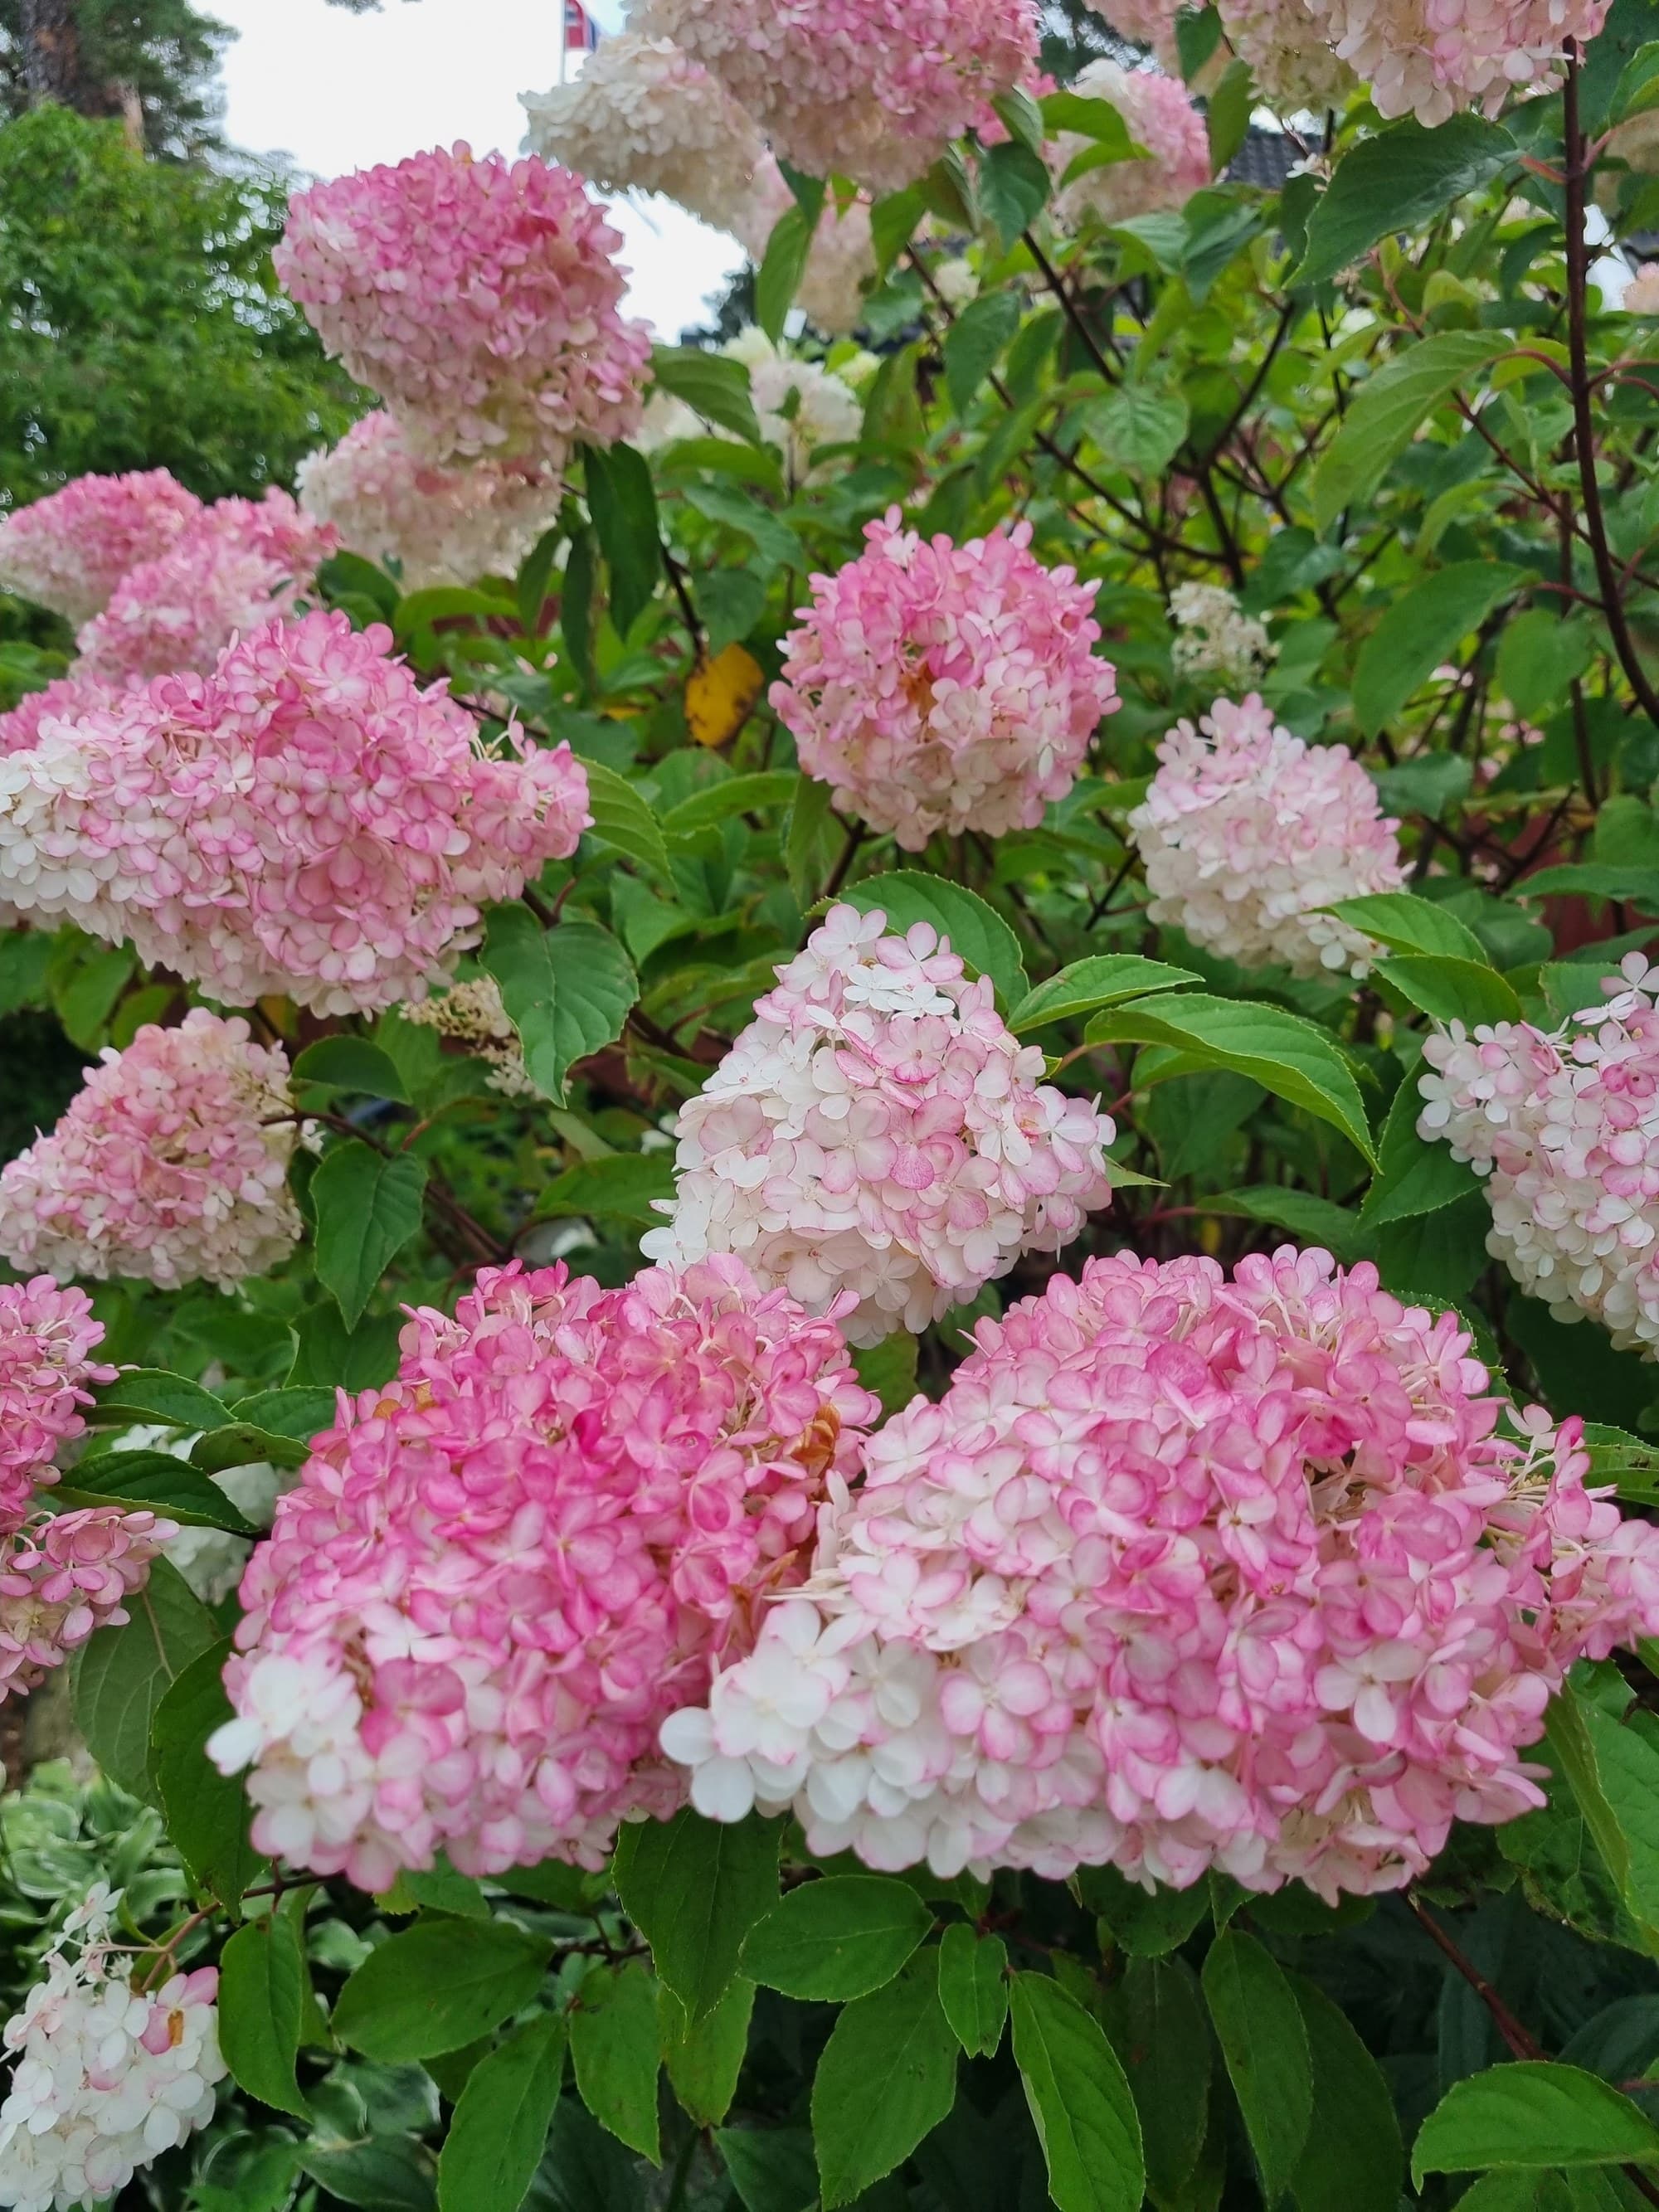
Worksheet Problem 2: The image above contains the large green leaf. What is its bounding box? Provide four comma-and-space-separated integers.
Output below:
581, 760, 672, 877
1010, 1971, 1145, 2212
291, 1036, 411, 1103
943, 291, 1021, 415
536, 1151, 675, 1228
311, 1140, 429, 1330
1311, 330, 1507, 528
742, 1875, 934, 2003
151, 1639, 264, 1908
87, 1367, 232, 1432
1352, 563, 1528, 737
1102, 1956, 1209, 2207
651, 346, 761, 445
937, 1924, 1008, 2059
438, 2015, 567, 2212
482, 907, 638, 1104
612, 1808, 780, 2021
811, 1953, 959, 2209
1361, 1076, 1481, 1228
1374, 954, 1522, 1027
661, 1977, 754, 2128
56, 1447, 258, 1534
569, 1960, 662, 2162
1200, 1929, 1313, 2205
71, 1556, 216, 1803
1298, 115, 1517, 286
839, 874, 1029, 1007
583, 441, 661, 638
1085, 993, 1375, 1164
218, 1913, 310, 2119
333, 1921, 552, 2062
1008, 955, 1199, 1034
1289, 1972, 1404, 2212
1413, 2064, 1659, 2180
756, 203, 814, 343
1322, 891, 1489, 962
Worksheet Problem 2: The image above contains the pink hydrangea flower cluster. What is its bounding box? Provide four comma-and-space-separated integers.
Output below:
522, 32, 772, 237
0, 1011, 304, 1293
1128, 693, 1405, 977
296, 413, 564, 591
1051, 62, 1210, 226
664, 1245, 1659, 1898
772, 513, 1119, 849
0, 1509, 177, 1705
1418, 955, 1659, 1357
73, 490, 337, 686
0, 1885, 222, 2212
635, 0, 1039, 193
0, 1280, 112, 1532
275, 145, 652, 466
0, 674, 129, 761
641, 905, 1116, 1345
208, 1256, 877, 1890
0, 471, 202, 628
1317, 0, 1609, 124
0, 610, 591, 1014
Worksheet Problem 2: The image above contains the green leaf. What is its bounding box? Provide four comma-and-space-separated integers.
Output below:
71, 1556, 216, 1802
1311, 331, 1507, 529
1087, 385, 1191, 474
1103, 1956, 1209, 2208
482, 908, 638, 1103
583, 442, 661, 639
1553, 1680, 1659, 1943
811, 1953, 958, 2210
1298, 114, 1518, 287
871, 185, 928, 275
231, 1386, 336, 1441
561, 529, 598, 698
944, 292, 1021, 415
311, 1141, 429, 1330
852, 1330, 921, 1418
1374, 954, 1523, 1026
757, 204, 814, 343
537, 1151, 674, 1227
1200, 1928, 1312, 2205
1374, 751, 1475, 819
518, 523, 563, 635
1520, 863, 1659, 908
1288, 1972, 1404, 2212
291, 1037, 411, 1102
1040, 90, 1137, 153
87, 1367, 232, 1431
1081, 1864, 1210, 1957
978, 139, 1051, 250
1361, 1077, 1481, 1228
838, 873, 1029, 1008
718, 2127, 819, 2212
437, 2015, 566, 2212
1009, 955, 1199, 1034
299, 2137, 437, 2210
660, 771, 800, 837
1413, 2064, 1659, 2181
569, 1959, 662, 2162
786, 773, 836, 907
612, 1808, 779, 2021
1010, 1970, 1145, 2212
1210, 1185, 1377, 1264
189, 1422, 310, 1476
579, 759, 672, 877
218, 1913, 310, 2119
58, 1448, 258, 1533
742, 1875, 933, 2003
151, 1639, 264, 1908
661, 1976, 754, 2127
333, 1921, 552, 2063
1206, 56, 1253, 173
1085, 993, 1375, 1165
937, 1924, 1008, 2059
394, 585, 506, 643
1352, 562, 1528, 737
1321, 891, 1489, 962
651, 346, 761, 445
1496, 610, 1596, 720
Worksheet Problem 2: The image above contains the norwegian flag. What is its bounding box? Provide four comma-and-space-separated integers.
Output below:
564, 0, 602, 51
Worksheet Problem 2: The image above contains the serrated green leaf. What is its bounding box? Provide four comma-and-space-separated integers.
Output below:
1289, 1972, 1404, 2212
333, 1921, 552, 2063
291, 1037, 411, 1103
570, 1959, 662, 2161
583, 442, 661, 639
1009, 955, 1199, 1034
612, 1808, 779, 2021
1322, 892, 1489, 962
651, 346, 761, 445
1352, 563, 1528, 737
943, 291, 1021, 415
1103, 1955, 1209, 2207
1413, 2063, 1659, 2181
152, 1638, 265, 1908
438, 2015, 566, 2212
71, 1556, 216, 1803
1311, 331, 1507, 529
1201, 1929, 1312, 2205
757, 205, 814, 343
812, 1953, 958, 2209
537, 1151, 674, 1227
87, 1368, 232, 1431
57, 1448, 258, 1532
580, 759, 671, 876
219, 1913, 310, 2118
838, 874, 1029, 1008
1374, 953, 1522, 1026
1361, 1077, 1480, 1228
1298, 115, 1518, 288
1010, 1971, 1145, 2212
661, 1976, 753, 2128
742, 1875, 933, 2003
937, 1924, 1008, 2059
311, 1141, 429, 1329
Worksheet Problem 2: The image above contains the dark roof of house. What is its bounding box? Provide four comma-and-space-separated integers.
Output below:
1225, 126, 1301, 192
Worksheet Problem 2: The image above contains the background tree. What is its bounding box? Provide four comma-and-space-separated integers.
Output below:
2, 0, 231, 158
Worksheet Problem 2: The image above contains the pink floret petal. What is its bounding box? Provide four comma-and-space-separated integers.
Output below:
1418, 954, 1659, 1358
642, 902, 1117, 1345
636, 0, 1040, 193
771, 511, 1120, 850
0, 1009, 305, 1294
1128, 692, 1406, 978
208, 1255, 878, 1890
664, 1245, 1659, 1898
0, 470, 203, 628
275, 144, 653, 466
0, 609, 591, 1015
0, 1279, 113, 1533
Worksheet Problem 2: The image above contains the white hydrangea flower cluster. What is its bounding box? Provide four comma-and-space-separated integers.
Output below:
1168, 582, 1277, 687
401, 974, 538, 1098
641, 903, 1116, 1345
1128, 694, 1406, 977
1418, 955, 1659, 1358
296, 413, 564, 591
0, 1887, 225, 2212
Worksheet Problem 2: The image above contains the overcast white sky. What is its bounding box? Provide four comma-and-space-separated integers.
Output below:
212, 0, 747, 338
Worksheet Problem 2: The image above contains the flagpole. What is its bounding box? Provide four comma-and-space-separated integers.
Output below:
558, 2, 567, 87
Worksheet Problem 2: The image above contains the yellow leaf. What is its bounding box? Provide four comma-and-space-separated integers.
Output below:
686, 643, 764, 749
